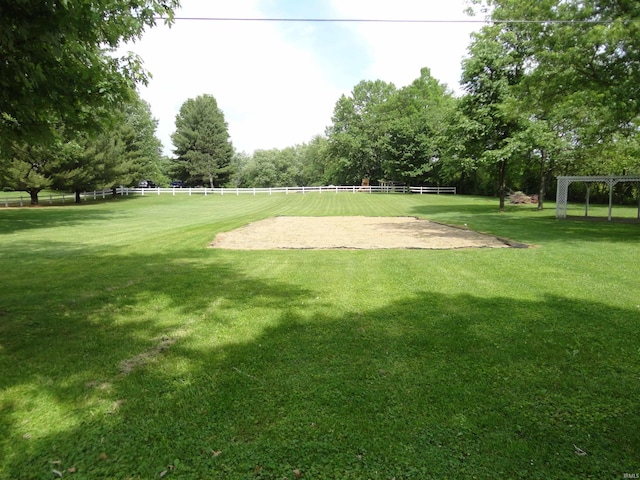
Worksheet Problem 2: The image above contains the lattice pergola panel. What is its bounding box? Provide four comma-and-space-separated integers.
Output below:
555, 175, 640, 220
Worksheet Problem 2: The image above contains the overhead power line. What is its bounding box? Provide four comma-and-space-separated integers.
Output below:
162, 16, 615, 25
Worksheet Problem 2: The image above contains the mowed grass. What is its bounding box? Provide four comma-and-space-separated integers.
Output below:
0, 193, 638, 479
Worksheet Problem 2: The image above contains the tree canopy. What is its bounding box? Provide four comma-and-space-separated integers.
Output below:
465, 0, 640, 142
441, 0, 640, 206
232, 136, 329, 188
0, 92, 163, 205
325, 71, 454, 187
325, 80, 397, 185
378, 68, 455, 185
0, 0, 179, 148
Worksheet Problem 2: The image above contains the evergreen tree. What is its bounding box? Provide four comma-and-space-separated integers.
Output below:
171, 95, 234, 188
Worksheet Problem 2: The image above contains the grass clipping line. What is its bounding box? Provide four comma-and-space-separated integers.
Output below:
210, 216, 520, 250
119, 336, 175, 375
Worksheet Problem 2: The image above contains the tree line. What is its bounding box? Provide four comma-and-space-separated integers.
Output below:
2, 0, 639, 207
175, 0, 640, 211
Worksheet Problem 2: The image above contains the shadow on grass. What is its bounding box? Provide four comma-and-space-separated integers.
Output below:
0, 199, 136, 235
0, 249, 313, 473
1, 262, 638, 479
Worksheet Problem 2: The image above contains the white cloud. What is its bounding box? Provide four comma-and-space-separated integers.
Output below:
120, 0, 481, 156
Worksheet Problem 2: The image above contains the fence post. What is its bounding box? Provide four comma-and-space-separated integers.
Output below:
20, 197, 23, 206
204, 187, 207, 196
253, 188, 256, 196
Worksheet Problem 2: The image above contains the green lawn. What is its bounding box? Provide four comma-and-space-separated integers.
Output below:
0, 193, 638, 479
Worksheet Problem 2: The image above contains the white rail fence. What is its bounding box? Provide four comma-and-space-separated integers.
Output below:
1, 189, 124, 207
409, 186, 456, 194
2, 184, 456, 206
123, 185, 409, 196
122, 185, 456, 196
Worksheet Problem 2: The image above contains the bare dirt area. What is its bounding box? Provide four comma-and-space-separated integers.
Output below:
210, 216, 516, 250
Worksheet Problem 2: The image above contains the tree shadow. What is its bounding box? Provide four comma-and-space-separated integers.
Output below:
0, 203, 131, 235
2, 283, 638, 478
0, 249, 313, 476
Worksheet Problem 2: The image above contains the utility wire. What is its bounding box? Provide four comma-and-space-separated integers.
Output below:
162, 16, 615, 25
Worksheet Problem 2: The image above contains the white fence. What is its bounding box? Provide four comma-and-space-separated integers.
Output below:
0, 190, 92, 207
410, 186, 456, 194
120, 185, 409, 196
2, 184, 456, 206
1, 190, 115, 207
122, 185, 456, 196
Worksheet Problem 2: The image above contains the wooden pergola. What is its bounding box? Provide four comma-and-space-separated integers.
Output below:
555, 175, 640, 221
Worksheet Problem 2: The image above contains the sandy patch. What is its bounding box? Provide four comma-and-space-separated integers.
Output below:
210, 216, 516, 250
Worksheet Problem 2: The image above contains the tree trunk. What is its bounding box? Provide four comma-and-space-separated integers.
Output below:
29, 190, 39, 206
538, 148, 546, 211
498, 159, 506, 212
458, 171, 467, 196
75, 189, 82, 204
209, 175, 214, 188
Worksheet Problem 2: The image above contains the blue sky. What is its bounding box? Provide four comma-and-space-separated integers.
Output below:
122, 0, 482, 155
261, 0, 372, 88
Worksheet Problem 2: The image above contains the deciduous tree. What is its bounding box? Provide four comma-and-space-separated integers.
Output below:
469, 0, 640, 148
325, 80, 396, 185
232, 137, 329, 188
459, 25, 527, 211
0, 0, 179, 150
378, 68, 455, 185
